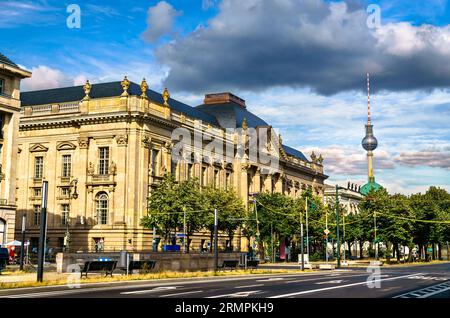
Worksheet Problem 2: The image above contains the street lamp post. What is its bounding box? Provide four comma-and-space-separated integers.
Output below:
214, 208, 219, 272
19, 215, 26, 271
374, 211, 378, 260
65, 178, 78, 252
335, 185, 341, 269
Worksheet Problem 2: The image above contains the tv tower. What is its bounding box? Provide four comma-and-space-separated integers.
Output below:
360, 73, 381, 195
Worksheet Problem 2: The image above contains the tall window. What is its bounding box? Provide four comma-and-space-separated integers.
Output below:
0, 78, 4, 95
96, 193, 108, 225
226, 172, 231, 190
62, 154, 72, 178
214, 170, 219, 188
34, 156, 43, 179
171, 161, 178, 179
99, 147, 109, 175
187, 163, 193, 180
0, 113, 4, 139
0, 218, 5, 246
61, 204, 70, 225
151, 149, 159, 176
201, 166, 207, 186
33, 205, 41, 226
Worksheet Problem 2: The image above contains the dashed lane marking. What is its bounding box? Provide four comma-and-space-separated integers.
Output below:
393, 281, 450, 298
269, 273, 423, 298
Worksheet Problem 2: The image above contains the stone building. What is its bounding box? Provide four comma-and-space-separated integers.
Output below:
16, 78, 327, 252
0, 53, 31, 246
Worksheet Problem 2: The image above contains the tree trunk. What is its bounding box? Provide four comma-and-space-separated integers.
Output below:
359, 241, 364, 259
438, 243, 442, 260
395, 244, 401, 262
386, 242, 392, 264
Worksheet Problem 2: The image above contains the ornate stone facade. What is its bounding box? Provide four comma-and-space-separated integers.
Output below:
0, 53, 31, 246
15, 79, 327, 253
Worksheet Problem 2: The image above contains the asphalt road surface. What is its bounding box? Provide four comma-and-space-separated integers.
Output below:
1, 263, 449, 299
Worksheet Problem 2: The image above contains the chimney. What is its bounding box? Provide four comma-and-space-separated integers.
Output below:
203, 92, 246, 108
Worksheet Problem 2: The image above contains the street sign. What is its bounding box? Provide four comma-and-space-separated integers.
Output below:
324, 229, 330, 235
176, 234, 186, 237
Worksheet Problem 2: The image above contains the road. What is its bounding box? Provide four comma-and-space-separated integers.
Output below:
0, 263, 449, 299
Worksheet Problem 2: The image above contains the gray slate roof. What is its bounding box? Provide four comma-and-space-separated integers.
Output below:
21, 81, 219, 126
196, 102, 268, 129
21, 81, 310, 162
0, 52, 18, 67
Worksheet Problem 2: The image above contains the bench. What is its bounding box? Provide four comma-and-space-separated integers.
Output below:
240, 260, 259, 269
219, 259, 239, 270
121, 260, 157, 274
80, 260, 117, 278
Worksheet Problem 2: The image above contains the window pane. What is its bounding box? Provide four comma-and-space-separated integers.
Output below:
61, 204, 70, 225
96, 194, 108, 225
62, 155, 72, 177
34, 205, 41, 225
99, 147, 109, 175
34, 157, 43, 179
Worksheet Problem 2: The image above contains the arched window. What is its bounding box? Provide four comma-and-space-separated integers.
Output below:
96, 193, 108, 225
0, 218, 6, 246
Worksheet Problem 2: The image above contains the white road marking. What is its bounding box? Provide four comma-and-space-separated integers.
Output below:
121, 286, 178, 295
207, 290, 262, 298
269, 273, 424, 298
393, 281, 450, 298
256, 278, 284, 282
234, 284, 264, 289
159, 291, 204, 298
315, 280, 344, 285
285, 273, 369, 284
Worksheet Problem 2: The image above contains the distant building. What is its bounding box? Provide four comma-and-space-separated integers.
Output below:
324, 182, 364, 216
16, 78, 328, 253
0, 53, 31, 246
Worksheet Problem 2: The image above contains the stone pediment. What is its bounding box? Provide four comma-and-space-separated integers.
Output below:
29, 144, 49, 153
56, 141, 77, 151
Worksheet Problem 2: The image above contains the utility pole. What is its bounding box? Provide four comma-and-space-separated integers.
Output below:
305, 197, 309, 262
271, 221, 274, 263
183, 207, 187, 253
37, 181, 49, 282
343, 212, 346, 264
214, 208, 219, 272
19, 215, 26, 271
374, 211, 378, 260
300, 222, 304, 271
325, 205, 329, 264
335, 185, 341, 269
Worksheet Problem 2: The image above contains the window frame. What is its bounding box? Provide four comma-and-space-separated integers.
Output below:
33, 205, 41, 226
34, 156, 44, 179
96, 193, 108, 225
61, 204, 70, 225
98, 147, 110, 175
61, 154, 72, 178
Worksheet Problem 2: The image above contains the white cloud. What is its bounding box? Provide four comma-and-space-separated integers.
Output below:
142, 1, 181, 43
21, 65, 73, 91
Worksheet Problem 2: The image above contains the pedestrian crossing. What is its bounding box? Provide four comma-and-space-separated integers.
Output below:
394, 281, 450, 298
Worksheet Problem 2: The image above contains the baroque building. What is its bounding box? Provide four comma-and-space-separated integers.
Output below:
0, 53, 31, 246
16, 78, 327, 253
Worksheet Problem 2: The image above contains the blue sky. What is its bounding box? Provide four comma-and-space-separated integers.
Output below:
1, 0, 450, 194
